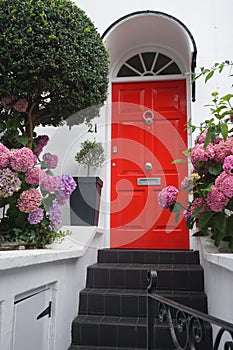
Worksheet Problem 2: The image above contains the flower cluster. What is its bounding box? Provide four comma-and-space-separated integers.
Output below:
1, 96, 28, 112
158, 92, 233, 249
0, 138, 76, 247
0, 168, 22, 198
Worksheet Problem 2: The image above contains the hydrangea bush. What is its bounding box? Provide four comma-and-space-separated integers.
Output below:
0, 137, 76, 248
158, 91, 233, 249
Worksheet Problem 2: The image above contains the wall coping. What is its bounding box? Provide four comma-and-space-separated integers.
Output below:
0, 226, 104, 271
198, 236, 233, 272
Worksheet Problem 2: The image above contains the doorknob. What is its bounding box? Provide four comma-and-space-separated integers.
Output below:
145, 162, 152, 170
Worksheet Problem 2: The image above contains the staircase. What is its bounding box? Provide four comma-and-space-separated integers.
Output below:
68, 249, 210, 349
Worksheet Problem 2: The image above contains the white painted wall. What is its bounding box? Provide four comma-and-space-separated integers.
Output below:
0, 227, 104, 350
195, 237, 233, 345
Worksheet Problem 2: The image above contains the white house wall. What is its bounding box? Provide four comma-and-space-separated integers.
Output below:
37, 0, 233, 241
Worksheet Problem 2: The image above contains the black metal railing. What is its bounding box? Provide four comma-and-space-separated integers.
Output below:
147, 270, 233, 350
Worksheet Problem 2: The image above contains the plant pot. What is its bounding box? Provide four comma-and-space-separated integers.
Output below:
70, 177, 103, 226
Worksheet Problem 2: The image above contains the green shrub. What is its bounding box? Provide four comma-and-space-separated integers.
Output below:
0, 0, 109, 148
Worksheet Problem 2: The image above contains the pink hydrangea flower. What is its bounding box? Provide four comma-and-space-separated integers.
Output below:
213, 138, 233, 163
40, 173, 60, 193
10, 147, 36, 172
206, 185, 229, 212
28, 208, 44, 224
190, 197, 210, 218
42, 153, 58, 169
223, 155, 233, 175
1, 96, 17, 110
195, 130, 221, 145
215, 171, 233, 198
190, 143, 215, 168
18, 188, 42, 213
158, 185, 179, 209
0, 143, 10, 169
13, 99, 28, 112
25, 167, 42, 185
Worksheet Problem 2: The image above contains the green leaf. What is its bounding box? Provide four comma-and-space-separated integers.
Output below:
208, 163, 222, 175
6, 118, 20, 130
192, 230, 208, 237
205, 70, 214, 82
15, 135, 30, 146
198, 211, 214, 228
203, 129, 212, 148
220, 122, 228, 140
171, 159, 187, 164
228, 237, 233, 250
213, 212, 226, 232
183, 148, 191, 156
220, 93, 233, 101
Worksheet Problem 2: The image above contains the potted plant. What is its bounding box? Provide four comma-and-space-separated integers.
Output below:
0, 0, 109, 247
70, 140, 105, 226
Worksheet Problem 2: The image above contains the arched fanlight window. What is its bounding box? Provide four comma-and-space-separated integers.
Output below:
117, 51, 182, 77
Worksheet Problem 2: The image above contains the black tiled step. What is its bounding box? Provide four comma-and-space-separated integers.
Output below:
71, 315, 212, 349
86, 263, 204, 291
68, 346, 147, 350
98, 249, 200, 265
72, 315, 147, 348
79, 288, 207, 317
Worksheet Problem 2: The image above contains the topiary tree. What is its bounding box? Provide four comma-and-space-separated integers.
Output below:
75, 139, 105, 176
0, 0, 109, 149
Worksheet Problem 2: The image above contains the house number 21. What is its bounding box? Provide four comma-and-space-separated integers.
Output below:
88, 123, 97, 133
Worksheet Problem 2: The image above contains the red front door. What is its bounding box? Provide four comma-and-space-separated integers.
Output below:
110, 80, 189, 249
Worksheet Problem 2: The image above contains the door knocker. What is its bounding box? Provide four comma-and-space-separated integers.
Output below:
143, 110, 154, 125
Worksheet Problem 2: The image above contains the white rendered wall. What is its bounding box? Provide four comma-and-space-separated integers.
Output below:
195, 237, 233, 344
0, 227, 104, 350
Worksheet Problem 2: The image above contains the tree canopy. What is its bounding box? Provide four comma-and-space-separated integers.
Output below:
0, 0, 109, 147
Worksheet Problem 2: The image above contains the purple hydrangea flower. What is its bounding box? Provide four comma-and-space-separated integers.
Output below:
48, 200, 61, 228
55, 189, 70, 206
0, 168, 22, 197
181, 176, 193, 192
59, 174, 76, 196
34, 135, 49, 157
42, 152, 58, 169
184, 209, 191, 220
158, 186, 179, 209
28, 208, 44, 224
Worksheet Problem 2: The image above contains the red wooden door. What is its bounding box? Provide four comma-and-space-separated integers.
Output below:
111, 80, 189, 249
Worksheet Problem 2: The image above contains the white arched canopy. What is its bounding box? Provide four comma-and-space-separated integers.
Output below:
103, 11, 197, 100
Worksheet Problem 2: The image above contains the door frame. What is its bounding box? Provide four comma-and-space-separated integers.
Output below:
110, 78, 189, 249
103, 73, 192, 247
